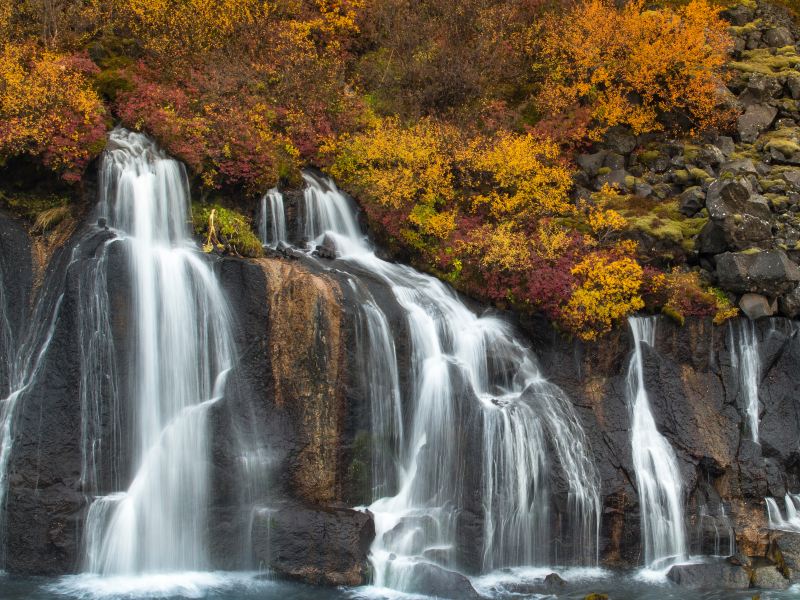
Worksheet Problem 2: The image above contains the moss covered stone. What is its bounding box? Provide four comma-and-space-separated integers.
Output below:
192, 202, 263, 258
729, 46, 800, 77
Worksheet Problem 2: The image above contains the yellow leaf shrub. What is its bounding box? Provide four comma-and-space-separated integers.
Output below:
539, 0, 732, 138
564, 254, 645, 341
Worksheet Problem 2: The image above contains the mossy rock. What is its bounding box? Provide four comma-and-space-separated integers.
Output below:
638, 149, 661, 165
192, 202, 263, 258
683, 144, 702, 162
689, 167, 711, 181
597, 166, 611, 176
622, 199, 707, 251
729, 46, 800, 76
662, 305, 686, 326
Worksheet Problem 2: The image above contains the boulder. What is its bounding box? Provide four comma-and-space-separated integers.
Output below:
752, 565, 790, 589
253, 505, 375, 586
403, 562, 482, 600
716, 250, 800, 296
698, 220, 729, 254
595, 168, 631, 191
666, 561, 750, 589
740, 73, 784, 105
634, 182, 654, 198
738, 104, 778, 143
706, 178, 770, 221
719, 158, 758, 177
720, 3, 755, 25
314, 233, 338, 259
772, 531, 800, 581
739, 293, 776, 319
787, 74, 800, 101
763, 26, 795, 48
604, 125, 637, 155
577, 151, 607, 177
779, 283, 800, 318
604, 152, 626, 170
679, 186, 706, 216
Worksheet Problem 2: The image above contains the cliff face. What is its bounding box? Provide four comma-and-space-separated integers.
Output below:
2, 201, 800, 583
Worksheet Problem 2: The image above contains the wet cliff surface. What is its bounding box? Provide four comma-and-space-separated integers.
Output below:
2, 192, 800, 588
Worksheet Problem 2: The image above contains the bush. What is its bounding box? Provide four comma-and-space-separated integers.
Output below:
192, 202, 263, 258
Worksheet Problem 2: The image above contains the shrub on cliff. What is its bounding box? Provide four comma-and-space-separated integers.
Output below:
538, 0, 733, 140
192, 203, 263, 258
0, 42, 107, 182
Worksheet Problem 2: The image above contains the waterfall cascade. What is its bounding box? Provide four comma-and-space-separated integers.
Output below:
730, 320, 761, 443
626, 317, 687, 568
81, 129, 235, 575
290, 173, 600, 589
259, 188, 287, 248
766, 493, 800, 531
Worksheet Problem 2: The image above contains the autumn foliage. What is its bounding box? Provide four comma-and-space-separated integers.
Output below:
539, 0, 733, 139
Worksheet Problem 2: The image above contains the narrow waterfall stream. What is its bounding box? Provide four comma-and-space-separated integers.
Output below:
730, 320, 761, 443
259, 189, 287, 249
626, 317, 687, 569
265, 173, 601, 591
81, 129, 235, 575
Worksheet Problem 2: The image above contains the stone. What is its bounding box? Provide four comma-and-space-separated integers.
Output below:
788, 74, 800, 101
740, 73, 784, 105
577, 151, 607, 177
679, 186, 706, 216
666, 561, 750, 590
604, 152, 626, 170
752, 565, 790, 589
719, 158, 759, 177
738, 104, 779, 143
595, 169, 631, 191
706, 177, 771, 221
403, 562, 482, 600
739, 293, 776, 319
717, 136, 736, 157
634, 182, 654, 198
314, 233, 338, 259
764, 27, 795, 48
544, 572, 567, 587
716, 250, 800, 296
698, 220, 728, 254
782, 170, 800, 189
253, 506, 375, 586
772, 531, 800, 580
779, 284, 800, 318
604, 125, 637, 155
720, 3, 755, 25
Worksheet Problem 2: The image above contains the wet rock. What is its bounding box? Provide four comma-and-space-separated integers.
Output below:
382, 515, 437, 554
738, 104, 779, 143
752, 565, 790, 589
666, 561, 750, 589
679, 186, 706, 216
314, 233, 338, 260
716, 249, 800, 296
544, 572, 567, 587
764, 26, 795, 48
739, 293, 776, 319
404, 562, 482, 600
253, 505, 374, 586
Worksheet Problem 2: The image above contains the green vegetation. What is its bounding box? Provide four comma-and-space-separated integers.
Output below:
191, 203, 263, 259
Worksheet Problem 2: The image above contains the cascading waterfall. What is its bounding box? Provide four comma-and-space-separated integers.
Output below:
296, 172, 600, 588
82, 129, 235, 575
626, 317, 687, 568
729, 320, 761, 443
259, 188, 287, 248
766, 493, 800, 531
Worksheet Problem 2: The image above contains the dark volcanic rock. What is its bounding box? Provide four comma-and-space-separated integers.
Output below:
716, 250, 800, 296
253, 505, 374, 586
667, 561, 750, 589
403, 562, 482, 600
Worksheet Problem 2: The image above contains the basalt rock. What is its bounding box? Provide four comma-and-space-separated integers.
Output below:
716, 249, 800, 296
666, 561, 751, 589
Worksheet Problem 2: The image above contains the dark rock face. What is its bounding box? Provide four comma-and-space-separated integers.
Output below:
252, 505, 374, 585
716, 250, 800, 296
402, 562, 482, 600
667, 561, 751, 589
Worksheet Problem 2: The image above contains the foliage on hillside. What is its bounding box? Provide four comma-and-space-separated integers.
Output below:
0, 0, 741, 338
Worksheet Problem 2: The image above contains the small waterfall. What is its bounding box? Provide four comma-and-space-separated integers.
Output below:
259, 188, 287, 248
696, 504, 735, 557
729, 320, 761, 443
297, 173, 600, 589
82, 129, 235, 575
626, 317, 686, 568
766, 493, 800, 531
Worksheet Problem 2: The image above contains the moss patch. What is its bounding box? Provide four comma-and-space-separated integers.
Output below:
729, 46, 800, 76
192, 202, 263, 258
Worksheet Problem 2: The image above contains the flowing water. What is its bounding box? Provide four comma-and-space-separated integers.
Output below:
766, 493, 800, 531
626, 317, 687, 568
81, 129, 236, 575
729, 320, 761, 443
259, 189, 288, 248
297, 173, 600, 589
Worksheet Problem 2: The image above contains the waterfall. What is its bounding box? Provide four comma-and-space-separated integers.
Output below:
296, 172, 600, 588
729, 320, 761, 443
626, 317, 686, 568
259, 188, 287, 248
82, 129, 235, 575
766, 493, 800, 531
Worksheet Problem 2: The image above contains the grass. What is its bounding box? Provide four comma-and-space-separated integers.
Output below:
192, 202, 264, 258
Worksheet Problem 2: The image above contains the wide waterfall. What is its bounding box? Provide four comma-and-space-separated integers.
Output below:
626, 317, 686, 568
294, 172, 600, 589
730, 320, 761, 443
766, 493, 800, 531
81, 129, 235, 575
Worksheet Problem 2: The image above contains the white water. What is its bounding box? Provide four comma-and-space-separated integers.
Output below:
82, 129, 235, 575
297, 172, 600, 589
729, 320, 761, 443
766, 493, 800, 531
259, 189, 287, 248
626, 317, 686, 568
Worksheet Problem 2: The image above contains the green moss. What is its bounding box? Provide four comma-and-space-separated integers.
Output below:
765, 137, 800, 156
624, 175, 636, 189
638, 149, 661, 164
584, 594, 609, 600
741, 246, 761, 255
760, 178, 787, 192
191, 202, 263, 258
597, 166, 611, 176
622, 199, 707, 252
0, 190, 70, 223
683, 144, 702, 162
662, 305, 685, 326
729, 47, 800, 76
689, 167, 711, 181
